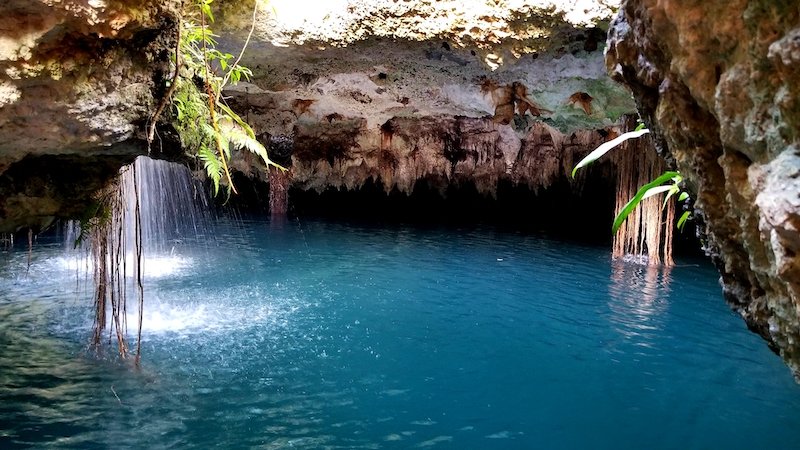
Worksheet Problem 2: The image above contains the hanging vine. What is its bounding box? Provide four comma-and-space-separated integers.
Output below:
86, 163, 144, 361
572, 119, 693, 265
151, 0, 283, 197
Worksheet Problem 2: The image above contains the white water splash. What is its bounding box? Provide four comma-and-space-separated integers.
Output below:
51, 254, 193, 279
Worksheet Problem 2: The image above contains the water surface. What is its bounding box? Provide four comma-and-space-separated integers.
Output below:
1, 218, 799, 449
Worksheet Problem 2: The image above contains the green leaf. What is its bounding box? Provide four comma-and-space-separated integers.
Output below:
571, 129, 650, 178
201, 3, 214, 22
677, 211, 691, 231
198, 144, 222, 195
216, 112, 288, 171
218, 131, 230, 158
641, 185, 674, 201
229, 129, 267, 155
661, 184, 680, 209
201, 123, 217, 140
678, 192, 689, 202
612, 171, 680, 235
634, 122, 647, 132
174, 97, 185, 120
218, 117, 270, 164
217, 103, 255, 137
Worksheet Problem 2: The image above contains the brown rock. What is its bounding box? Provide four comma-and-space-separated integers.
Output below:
0, 0, 179, 232
606, 0, 800, 377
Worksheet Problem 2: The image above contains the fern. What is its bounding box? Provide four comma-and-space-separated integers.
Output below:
217, 113, 287, 172
167, 0, 280, 197
198, 143, 222, 195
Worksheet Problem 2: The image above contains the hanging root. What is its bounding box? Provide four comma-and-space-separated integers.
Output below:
133, 163, 144, 366
86, 160, 146, 360
611, 117, 675, 266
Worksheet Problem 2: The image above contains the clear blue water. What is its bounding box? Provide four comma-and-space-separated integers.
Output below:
2, 218, 800, 449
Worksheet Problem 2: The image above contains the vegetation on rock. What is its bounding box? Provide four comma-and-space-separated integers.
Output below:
151, 0, 283, 196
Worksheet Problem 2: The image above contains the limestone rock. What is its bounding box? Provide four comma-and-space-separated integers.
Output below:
0, 0, 179, 231
226, 79, 621, 200
220, 0, 619, 53
606, 0, 800, 376
215, 0, 635, 201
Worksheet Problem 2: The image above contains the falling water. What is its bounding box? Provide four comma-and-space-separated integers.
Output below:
127, 156, 213, 253
65, 156, 213, 254
67, 156, 213, 358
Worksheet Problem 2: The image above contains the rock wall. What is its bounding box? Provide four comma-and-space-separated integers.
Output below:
220, 0, 618, 53
225, 92, 618, 197
0, 0, 635, 232
606, 0, 800, 375
216, 0, 637, 198
214, 0, 638, 219
0, 0, 179, 231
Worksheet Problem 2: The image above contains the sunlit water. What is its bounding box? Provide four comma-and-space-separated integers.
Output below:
2, 218, 800, 449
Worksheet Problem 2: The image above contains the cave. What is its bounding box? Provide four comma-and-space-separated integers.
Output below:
1, 0, 799, 447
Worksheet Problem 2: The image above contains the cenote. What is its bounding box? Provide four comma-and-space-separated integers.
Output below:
3, 0, 800, 449
2, 187, 800, 448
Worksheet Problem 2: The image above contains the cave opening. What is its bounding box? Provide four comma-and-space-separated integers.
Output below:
223, 172, 702, 256
288, 179, 616, 243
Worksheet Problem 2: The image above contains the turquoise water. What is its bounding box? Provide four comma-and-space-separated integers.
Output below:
1, 218, 800, 449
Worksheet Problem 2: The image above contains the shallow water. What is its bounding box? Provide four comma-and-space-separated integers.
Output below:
1, 218, 800, 449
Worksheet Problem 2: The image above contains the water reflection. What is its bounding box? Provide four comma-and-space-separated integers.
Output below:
608, 260, 672, 347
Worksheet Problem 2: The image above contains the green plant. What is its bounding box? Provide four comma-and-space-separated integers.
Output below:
74, 197, 112, 249
572, 124, 692, 234
152, 0, 283, 196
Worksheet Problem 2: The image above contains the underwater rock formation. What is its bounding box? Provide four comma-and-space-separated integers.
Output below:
606, 0, 800, 376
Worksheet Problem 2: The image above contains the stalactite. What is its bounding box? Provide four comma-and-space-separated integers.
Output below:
610, 117, 675, 266
269, 167, 291, 215
296, 115, 615, 197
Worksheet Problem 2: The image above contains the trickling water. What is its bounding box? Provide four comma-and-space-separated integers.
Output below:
127, 156, 213, 253
1, 217, 800, 449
